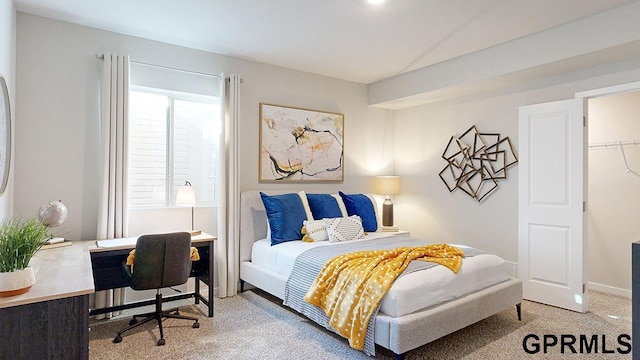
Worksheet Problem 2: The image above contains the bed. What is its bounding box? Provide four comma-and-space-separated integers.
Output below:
239, 190, 522, 358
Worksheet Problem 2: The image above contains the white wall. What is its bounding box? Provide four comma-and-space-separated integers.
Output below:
588, 91, 640, 292
15, 13, 393, 241
393, 93, 521, 262
13, 8, 640, 298
393, 65, 640, 274
0, 0, 15, 220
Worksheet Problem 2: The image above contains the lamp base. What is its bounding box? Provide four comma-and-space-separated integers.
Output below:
379, 225, 399, 232
382, 197, 394, 227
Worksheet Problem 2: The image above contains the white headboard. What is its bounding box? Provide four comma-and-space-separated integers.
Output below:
239, 190, 291, 262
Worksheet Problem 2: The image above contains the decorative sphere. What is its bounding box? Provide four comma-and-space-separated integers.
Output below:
37, 200, 68, 228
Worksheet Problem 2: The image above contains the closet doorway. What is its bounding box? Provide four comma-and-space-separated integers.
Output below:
587, 90, 640, 298
518, 81, 640, 312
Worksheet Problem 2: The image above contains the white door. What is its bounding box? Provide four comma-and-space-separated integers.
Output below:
518, 98, 587, 313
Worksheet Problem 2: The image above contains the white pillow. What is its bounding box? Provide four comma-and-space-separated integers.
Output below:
330, 193, 349, 217
301, 219, 329, 242
324, 215, 365, 243
298, 191, 314, 220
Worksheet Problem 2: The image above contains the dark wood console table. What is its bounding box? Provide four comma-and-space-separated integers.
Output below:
0, 232, 215, 360
0, 241, 94, 360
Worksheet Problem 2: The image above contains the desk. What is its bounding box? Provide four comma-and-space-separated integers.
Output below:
88, 233, 216, 318
0, 241, 94, 360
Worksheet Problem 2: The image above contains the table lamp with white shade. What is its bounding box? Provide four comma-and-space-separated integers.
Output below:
374, 175, 401, 228
176, 181, 197, 232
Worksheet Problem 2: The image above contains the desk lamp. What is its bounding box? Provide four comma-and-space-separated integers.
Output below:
176, 181, 196, 231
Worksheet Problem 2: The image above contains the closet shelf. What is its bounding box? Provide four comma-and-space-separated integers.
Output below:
588, 140, 640, 149
588, 140, 638, 173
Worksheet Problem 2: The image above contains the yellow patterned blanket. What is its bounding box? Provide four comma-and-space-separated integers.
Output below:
303, 243, 464, 350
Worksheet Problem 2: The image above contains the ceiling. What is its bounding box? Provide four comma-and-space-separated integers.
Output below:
13, 0, 639, 84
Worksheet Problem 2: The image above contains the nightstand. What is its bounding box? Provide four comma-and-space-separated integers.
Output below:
378, 229, 410, 237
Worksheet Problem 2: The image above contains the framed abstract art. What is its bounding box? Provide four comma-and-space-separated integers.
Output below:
259, 103, 344, 182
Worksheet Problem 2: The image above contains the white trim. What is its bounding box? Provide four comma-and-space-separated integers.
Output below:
187, 279, 219, 298
588, 281, 631, 298
512, 92, 638, 307
575, 81, 640, 99
494, 262, 630, 298
572, 80, 639, 304
130, 85, 221, 104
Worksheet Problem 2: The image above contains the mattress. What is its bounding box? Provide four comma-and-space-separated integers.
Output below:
251, 234, 508, 317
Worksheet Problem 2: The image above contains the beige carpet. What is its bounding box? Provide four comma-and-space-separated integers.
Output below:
89, 289, 632, 359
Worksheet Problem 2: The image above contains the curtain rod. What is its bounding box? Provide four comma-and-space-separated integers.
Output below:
95, 53, 221, 80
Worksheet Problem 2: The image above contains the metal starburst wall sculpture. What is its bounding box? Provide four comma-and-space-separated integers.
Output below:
439, 125, 518, 202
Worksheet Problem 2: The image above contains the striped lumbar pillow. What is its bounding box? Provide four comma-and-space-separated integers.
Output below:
301, 219, 329, 242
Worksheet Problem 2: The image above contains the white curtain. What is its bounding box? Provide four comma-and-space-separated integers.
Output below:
93, 52, 130, 318
216, 74, 241, 298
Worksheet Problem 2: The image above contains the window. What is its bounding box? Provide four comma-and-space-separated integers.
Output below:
128, 87, 221, 207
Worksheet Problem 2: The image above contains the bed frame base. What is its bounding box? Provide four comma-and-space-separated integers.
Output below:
393, 301, 522, 360
373, 277, 522, 356
241, 258, 522, 357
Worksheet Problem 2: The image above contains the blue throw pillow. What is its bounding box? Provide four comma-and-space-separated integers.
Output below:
260, 192, 307, 245
306, 193, 344, 219
338, 191, 378, 232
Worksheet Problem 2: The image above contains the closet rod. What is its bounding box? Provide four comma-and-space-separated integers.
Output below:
588, 140, 637, 173
95, 53, 221, 80
588, 140, 640, 149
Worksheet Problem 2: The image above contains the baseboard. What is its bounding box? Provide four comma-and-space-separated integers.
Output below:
187, 279, 219, 298
588, 282, 631, 298
500, 262, 629, 299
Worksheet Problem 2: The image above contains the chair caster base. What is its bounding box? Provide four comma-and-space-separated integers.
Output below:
193, 322, 200, 328
113, 335, 122, 343
157, 338, 165, 346
129, 319, 137, 326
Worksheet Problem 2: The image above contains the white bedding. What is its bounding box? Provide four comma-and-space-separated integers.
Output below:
251, 234, 508, 317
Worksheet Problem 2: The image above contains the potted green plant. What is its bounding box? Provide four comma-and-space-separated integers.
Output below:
0, 215, 49, 297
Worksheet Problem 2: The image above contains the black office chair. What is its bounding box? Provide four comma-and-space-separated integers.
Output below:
113, 232, 200, 346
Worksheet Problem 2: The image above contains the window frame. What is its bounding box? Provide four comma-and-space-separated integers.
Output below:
128, 85, 220, 208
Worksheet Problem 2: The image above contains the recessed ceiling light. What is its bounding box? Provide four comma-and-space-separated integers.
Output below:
368, 0, 386, 4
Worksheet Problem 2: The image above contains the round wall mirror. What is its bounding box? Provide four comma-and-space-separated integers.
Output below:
0, 76, 12, 195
